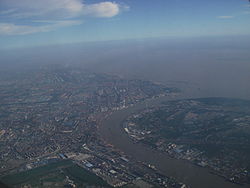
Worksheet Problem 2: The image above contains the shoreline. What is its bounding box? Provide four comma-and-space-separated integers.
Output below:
98, 94, 249, 188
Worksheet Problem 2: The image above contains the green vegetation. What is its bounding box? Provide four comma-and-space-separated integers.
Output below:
0, 160, 72, 186
0, 160, 109, 188
130, 97, 250, 162
64, 164, 110, 187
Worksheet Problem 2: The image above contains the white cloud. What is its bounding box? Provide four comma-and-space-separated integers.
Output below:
0, 0, 84, 19
0, 20, 82, 35
83, 2, 120, 18
0, 0, 129, 35
0, 0, 124, 19
217, 16, 234, 19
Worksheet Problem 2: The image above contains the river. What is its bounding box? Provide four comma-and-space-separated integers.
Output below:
98, 92, 249, 188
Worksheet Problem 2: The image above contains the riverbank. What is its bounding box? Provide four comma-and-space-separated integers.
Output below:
98, 94, 248, 188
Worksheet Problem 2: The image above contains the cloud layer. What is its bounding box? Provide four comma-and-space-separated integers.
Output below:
0, 0, 126, 35
217, 16, 234, 19
0, 21, 82, 35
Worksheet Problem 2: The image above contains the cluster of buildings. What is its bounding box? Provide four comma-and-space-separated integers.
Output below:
0, 66, 184, 187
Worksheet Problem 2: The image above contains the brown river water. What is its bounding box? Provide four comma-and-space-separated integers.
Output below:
98, 91, 249, 188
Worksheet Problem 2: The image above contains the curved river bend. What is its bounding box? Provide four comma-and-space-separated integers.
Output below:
99, 94, 248, 188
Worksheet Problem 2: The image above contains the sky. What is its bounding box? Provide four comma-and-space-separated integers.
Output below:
0, 0, 250, 49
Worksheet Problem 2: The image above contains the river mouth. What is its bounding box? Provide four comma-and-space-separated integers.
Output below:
98, 94, 249, 188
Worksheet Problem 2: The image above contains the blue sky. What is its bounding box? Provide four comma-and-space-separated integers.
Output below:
0, 0, 250, 49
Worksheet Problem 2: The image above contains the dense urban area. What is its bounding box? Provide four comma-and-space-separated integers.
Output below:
123, 98, 250, 186
0, 66, 185, 188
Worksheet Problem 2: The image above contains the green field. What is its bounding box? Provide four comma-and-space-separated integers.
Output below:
0, 160, 110, 188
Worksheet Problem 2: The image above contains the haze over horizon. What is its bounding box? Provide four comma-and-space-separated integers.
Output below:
0, 0, 250, 104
